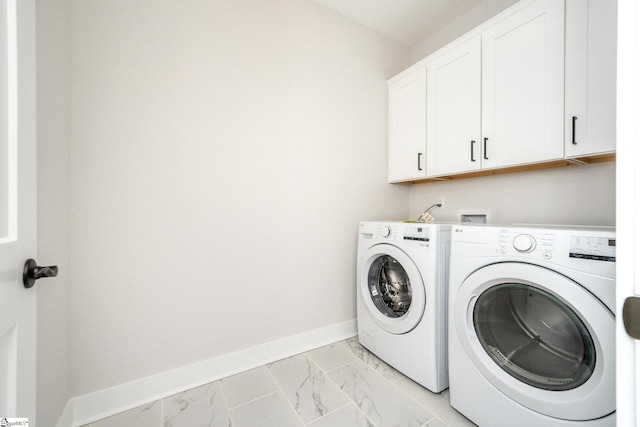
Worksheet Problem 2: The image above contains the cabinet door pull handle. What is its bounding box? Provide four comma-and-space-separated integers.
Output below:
418, 153, 423, 171
572, 116, 578, 145
471, 140, 476, 162
483, 137, 489, 160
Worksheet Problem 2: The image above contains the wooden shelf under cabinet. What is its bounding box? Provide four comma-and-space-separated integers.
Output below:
396, 153, 615, 185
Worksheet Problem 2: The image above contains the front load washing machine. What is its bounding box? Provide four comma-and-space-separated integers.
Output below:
357, 221, 451, 393
448, 225, 616, 426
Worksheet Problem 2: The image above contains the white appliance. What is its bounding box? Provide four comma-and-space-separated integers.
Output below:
357, 221, 451, 393
448, 225, 616, 426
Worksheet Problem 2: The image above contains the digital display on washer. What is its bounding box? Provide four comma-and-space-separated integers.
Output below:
403, 226, 430, 242
569, 236, 616, 262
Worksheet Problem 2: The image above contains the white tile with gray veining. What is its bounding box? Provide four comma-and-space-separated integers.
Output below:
162, 381, 231, 427
394, 378, 476, 427
91, 400, 161, 427
83, 338, 476, 427
229, 391, 303, 427
306, 403, 376, 427
343, 337, 405, 382
423, 417, 449, 427
220, 366, 280, 409
328, 360, 435, 427
268, 353, 349, 423
305, 341, 359, 372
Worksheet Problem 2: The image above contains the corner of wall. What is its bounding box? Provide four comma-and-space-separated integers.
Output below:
36, 0, 72, 423
409, 0, 520, 62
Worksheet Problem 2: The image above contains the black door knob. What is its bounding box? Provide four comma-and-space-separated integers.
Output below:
23, 258, 58, 289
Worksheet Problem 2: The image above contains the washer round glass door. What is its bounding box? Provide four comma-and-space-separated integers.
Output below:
360, 244, 426, 334
453, 262, 614, 421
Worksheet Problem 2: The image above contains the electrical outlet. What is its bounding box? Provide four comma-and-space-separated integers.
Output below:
437, 197, 445, 209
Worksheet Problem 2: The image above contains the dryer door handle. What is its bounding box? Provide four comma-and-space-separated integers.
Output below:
623, 296, 640, 339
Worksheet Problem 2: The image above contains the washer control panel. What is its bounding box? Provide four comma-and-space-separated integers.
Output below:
513, 234, 536, 253
402, 225, 431, 242
371, 224, 432, 242
359, 222, 435, 250
380, 226, 392, 238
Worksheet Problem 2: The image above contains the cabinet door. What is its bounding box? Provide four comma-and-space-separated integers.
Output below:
388, 66, 427, 182
481, 0, 565, 169
426, 36, 482, 176
565, 0, 617, 157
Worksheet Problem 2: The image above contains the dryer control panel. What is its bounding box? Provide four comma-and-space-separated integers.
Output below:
451, 224, 616, 280
499, 230, 556, 259
497, 228, 616, 264
569, 236, 616, 262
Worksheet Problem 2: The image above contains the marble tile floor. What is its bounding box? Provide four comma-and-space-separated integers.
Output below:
83, 337, 477, 427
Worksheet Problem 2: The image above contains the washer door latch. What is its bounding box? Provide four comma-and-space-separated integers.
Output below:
623, 296, 640, 340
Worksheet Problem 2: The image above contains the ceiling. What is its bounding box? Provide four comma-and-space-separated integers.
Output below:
311, 0, 485, 47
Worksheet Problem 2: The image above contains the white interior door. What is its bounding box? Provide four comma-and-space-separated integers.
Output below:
616, 0, 640, 426
0, 0, 37, 422
617, 0, 640, 425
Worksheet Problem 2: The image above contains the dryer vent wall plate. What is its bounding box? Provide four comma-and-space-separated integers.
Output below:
458, 209, 490, 224
461, 214, 486, 224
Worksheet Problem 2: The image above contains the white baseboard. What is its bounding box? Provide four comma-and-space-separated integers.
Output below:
56, 319, 357, 427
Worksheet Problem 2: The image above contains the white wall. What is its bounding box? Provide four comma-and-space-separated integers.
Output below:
36, 0, 71, 423
409, 162, 616, 226
67, 0, 409, 397
410, 0, 519, 62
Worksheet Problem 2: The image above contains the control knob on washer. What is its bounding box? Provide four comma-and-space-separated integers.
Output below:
513, 234, 536, 253
381, 226, 392, 238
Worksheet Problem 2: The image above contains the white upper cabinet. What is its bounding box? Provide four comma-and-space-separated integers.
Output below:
388, 65, 427, 182
480, 0, 565, 169
565, 0, 617, 157
426, 37, 482, 176
388, 0, 613, 183
424, 0, 565, 178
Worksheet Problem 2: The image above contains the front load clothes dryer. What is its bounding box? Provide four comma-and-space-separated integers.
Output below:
448, 225, 616, 426
357, 221, 451, 393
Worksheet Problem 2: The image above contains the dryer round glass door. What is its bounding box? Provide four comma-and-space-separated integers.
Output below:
360, 244, 426, 334
474, 283, 595, 391
453, 262, 615, 421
